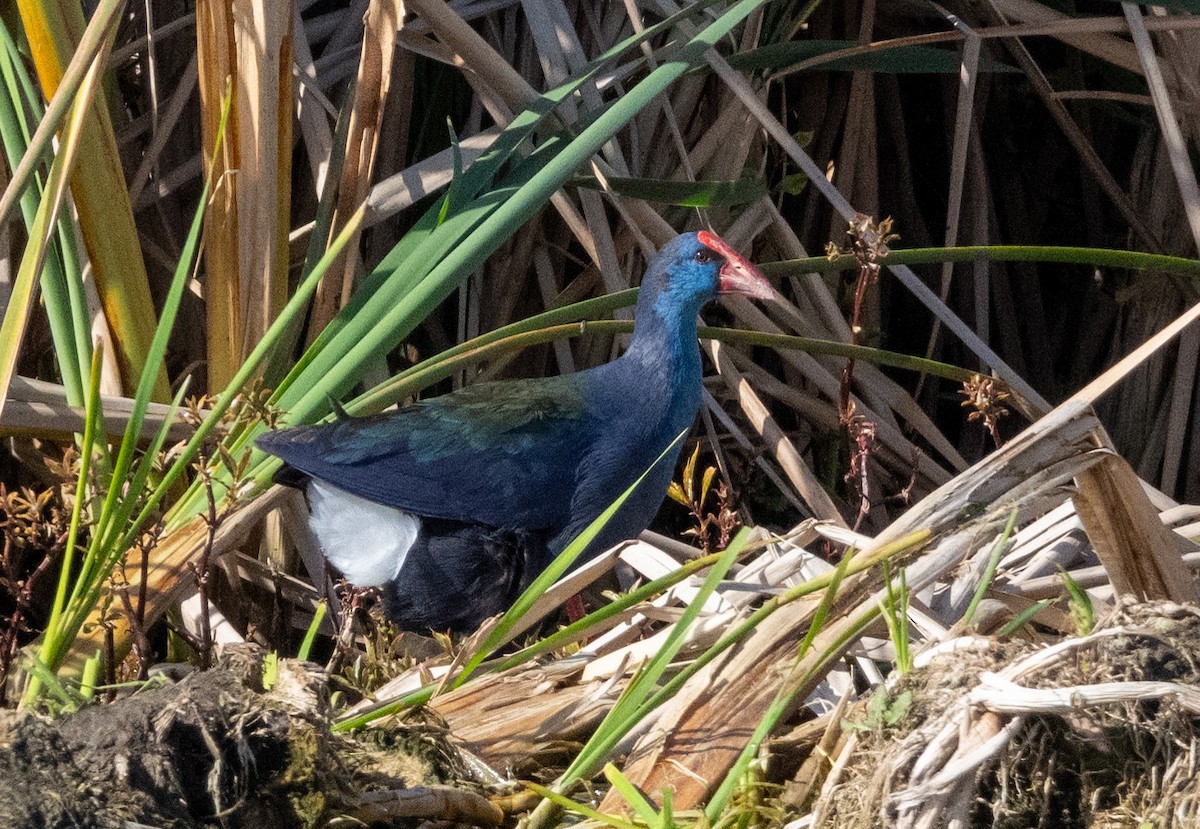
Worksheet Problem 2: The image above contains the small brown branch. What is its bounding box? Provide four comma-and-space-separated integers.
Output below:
828, 214, 897, 527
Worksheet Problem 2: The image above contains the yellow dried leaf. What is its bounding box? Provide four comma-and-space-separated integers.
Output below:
667, 481, 690, 506
700, 465, 717, 506
683, 443, 700, 502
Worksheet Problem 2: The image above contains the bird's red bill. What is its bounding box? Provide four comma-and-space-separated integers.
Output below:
698, 230, 773, 299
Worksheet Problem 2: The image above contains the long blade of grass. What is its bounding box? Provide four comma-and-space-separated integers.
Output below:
26, 341, 105, 705
523, 781, 641, 829
761, 245, 1200, 282
604, 763, 665, 827
0, 38, 106, 424
962, 507, 1019, 628
449, 429, 691, 688
521, 529, 749, 829
262, 66, 357, 387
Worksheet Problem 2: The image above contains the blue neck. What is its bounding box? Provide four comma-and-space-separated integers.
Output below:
620, 301, 704, 428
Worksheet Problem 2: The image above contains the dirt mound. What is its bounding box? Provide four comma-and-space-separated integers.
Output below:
0, 645, 492, 828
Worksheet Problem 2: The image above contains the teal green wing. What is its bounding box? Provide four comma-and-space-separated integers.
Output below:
256, 376, 595, 529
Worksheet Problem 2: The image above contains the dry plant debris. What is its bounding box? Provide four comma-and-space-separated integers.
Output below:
816, 599, 1200, 829
316, 398, 1200, 829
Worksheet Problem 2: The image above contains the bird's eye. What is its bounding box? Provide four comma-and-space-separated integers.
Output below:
694, 249, 715, 264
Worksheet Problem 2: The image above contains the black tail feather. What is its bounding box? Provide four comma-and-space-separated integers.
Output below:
382, 520, 553, 634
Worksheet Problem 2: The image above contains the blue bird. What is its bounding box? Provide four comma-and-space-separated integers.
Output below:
256, 231, 772, 633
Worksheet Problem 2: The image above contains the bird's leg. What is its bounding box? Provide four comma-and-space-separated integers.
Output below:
563, 593, 587, 624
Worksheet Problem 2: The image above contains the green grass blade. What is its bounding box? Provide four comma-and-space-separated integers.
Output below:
24, 341, 105, 705
760, 245, 1200, 282
555, 528, 748, 787
263, 68, 361, 387
450, 429, 691, 688
523, 781, 641, 829
605, 763, 663, 826
996, 599, 1054, 638
88, 167, 213, 560
962, 507, 1019, 628
705, 548, 855, 820
297, 600, 328, 662
87, 375, 193, 586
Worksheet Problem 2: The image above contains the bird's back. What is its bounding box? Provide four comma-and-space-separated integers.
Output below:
257, 374, 599, 533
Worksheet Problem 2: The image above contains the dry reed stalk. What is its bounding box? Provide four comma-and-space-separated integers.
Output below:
309, 0, 405, 337
196, 0, 294, 392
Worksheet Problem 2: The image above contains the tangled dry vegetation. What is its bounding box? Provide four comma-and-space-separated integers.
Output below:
823, 600, 1200, 829
363, 399, 1200, 829
8, 394, 1200, 829
0, 1, 1199, 828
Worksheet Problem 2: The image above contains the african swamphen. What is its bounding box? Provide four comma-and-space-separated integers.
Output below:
256, 231, 771, 633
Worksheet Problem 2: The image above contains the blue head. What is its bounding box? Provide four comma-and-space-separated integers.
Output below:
635, 231, 772, 326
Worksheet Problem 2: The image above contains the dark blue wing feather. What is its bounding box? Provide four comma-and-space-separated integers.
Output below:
256, 375, 595, 530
